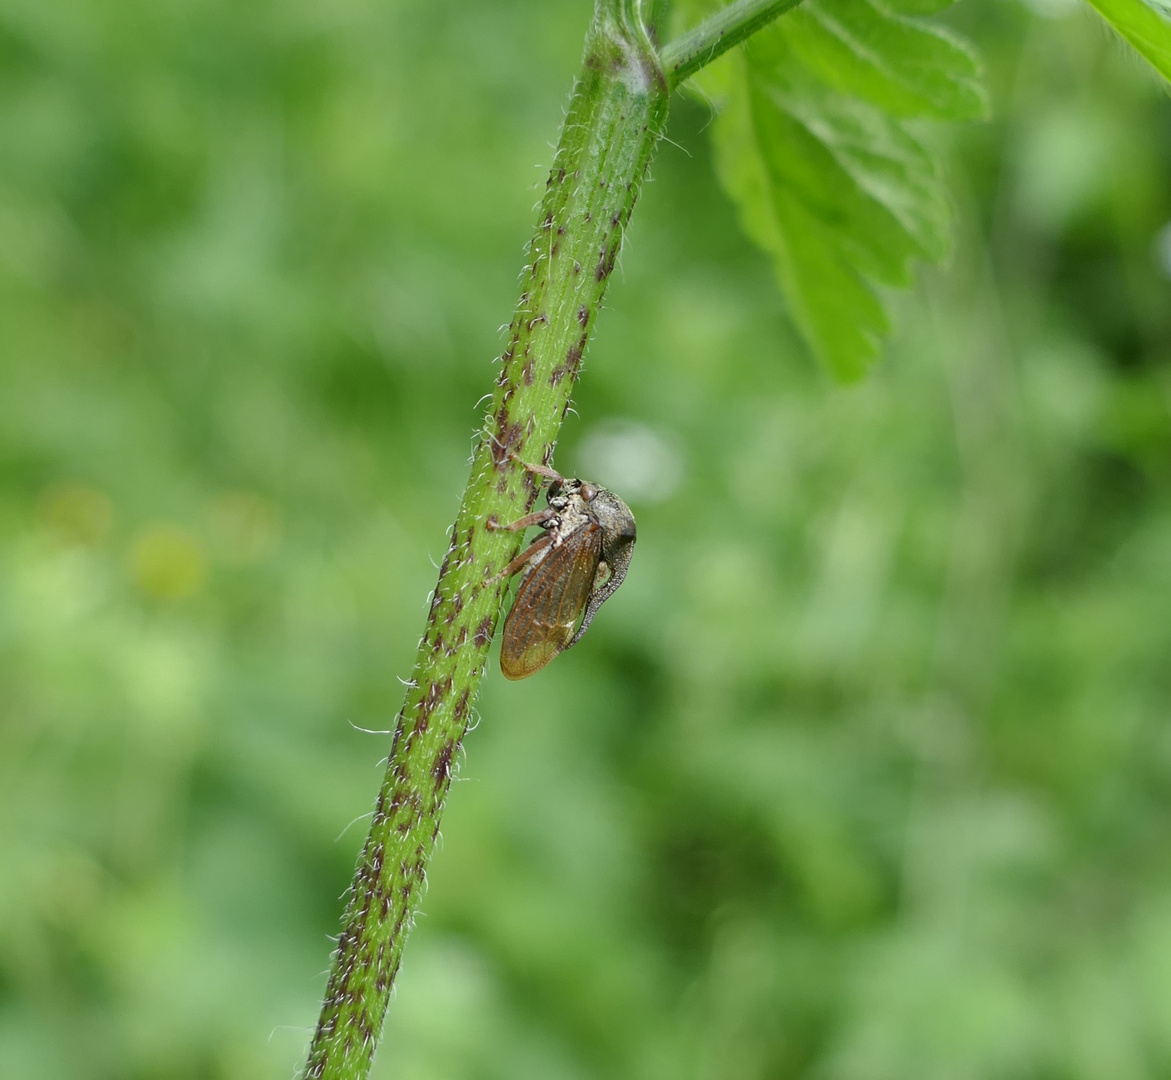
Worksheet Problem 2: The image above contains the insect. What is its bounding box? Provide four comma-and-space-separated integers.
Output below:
488, 459, 636, 680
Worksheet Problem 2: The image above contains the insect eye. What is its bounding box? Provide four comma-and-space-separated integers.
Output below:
579, 482, 598, 501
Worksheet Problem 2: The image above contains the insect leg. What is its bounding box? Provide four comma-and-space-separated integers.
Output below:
499, 449, 564, 485
518, 460, 564, 483
489, 532, 554, 582
486, 508, 556, 533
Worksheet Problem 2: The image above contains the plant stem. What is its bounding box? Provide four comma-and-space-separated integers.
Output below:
302, 4, 669, 1078
302, 0, 817, 1073
659, 0, 802, 89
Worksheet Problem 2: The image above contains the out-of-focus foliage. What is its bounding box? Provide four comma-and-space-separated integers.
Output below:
1, 2, 1170, 1079
1084, 0, 1171, 83
677, 0, 987, 379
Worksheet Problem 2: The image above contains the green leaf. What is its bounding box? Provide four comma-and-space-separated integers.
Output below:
700, 0, 987, 380
1083, 0, 1171, 85
882, 0, 963, 14
778, 1, 986, 120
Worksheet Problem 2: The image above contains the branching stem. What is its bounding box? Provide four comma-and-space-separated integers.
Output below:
660, 0, 801, 89
302, 4, 668, 1078
302, 1, 806, 1077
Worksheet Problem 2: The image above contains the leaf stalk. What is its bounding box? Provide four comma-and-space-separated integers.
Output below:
659, 0, 802, 89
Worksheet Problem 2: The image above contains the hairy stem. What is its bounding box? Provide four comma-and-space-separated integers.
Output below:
302, 4, 669, 1078
660, 0, 802, 89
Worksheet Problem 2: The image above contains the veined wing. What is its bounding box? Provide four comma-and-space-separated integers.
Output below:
500, 522, 602, 680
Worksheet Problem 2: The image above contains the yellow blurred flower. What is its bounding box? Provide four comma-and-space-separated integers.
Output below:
129, 524, 206, 600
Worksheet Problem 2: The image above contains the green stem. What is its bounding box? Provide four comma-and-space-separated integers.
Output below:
659, 0, 802, 89
302, 5, 669, 1079
302, 0, 818, 1072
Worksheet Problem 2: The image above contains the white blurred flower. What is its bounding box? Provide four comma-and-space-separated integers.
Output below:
576, 419, 684, 505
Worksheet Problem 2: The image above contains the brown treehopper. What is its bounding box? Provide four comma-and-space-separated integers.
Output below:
488, 460, 636, 680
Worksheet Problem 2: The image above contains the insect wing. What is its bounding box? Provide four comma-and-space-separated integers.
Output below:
500, 523, 602, 680
567, 532, 634, 648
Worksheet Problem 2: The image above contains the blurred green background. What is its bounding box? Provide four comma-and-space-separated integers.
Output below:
2, 0, 1171, 1077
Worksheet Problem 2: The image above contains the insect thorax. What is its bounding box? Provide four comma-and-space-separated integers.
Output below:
543, 480, 595, 548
